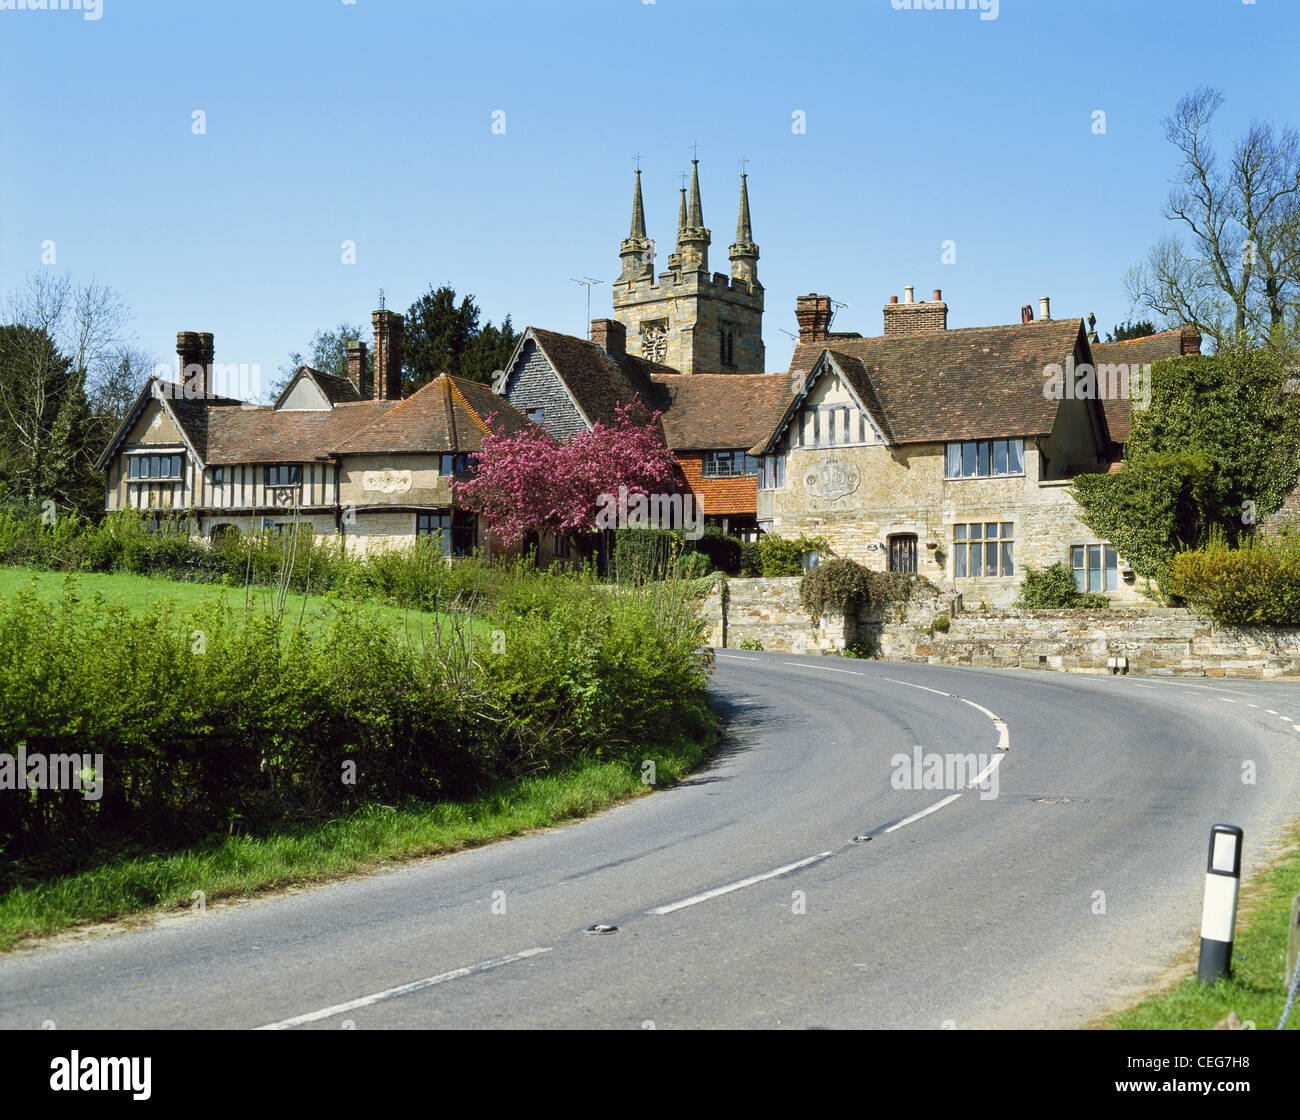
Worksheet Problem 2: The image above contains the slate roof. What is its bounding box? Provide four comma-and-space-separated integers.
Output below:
526, 327, 673, 427
337, 374, 530, 455
650, 373, 795, 451
1091, 329, 1192, 444
772, 317, 1089, 447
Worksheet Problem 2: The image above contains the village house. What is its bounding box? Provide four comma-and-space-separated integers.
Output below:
95, 310, 529, 557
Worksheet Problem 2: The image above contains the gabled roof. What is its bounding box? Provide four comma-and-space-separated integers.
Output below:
1091, 329, 1195, 444
778, 317, 1089, 446
518, 326, 674, 428
273, 365, 362, 409
650, 373, 795, 451
95, 377, 244, 471
337, 374, 531, 456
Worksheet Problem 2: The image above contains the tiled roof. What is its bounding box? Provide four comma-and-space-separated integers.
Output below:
527, 327, 673, 427
205, 399, 395, 464
305, 367, 362, 405
650, 373, 795, 450
778, 318, 1088, 446
1091, 330, 1191, 444
337, 374, 530, 455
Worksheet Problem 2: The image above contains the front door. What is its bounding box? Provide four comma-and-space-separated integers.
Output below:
888, 534, 917, 573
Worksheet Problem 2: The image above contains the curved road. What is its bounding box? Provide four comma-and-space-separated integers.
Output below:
4, 654, 1300, 1029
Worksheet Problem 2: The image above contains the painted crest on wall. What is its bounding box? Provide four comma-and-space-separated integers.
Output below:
803, 458, 861, 501
362, 469, 412, 494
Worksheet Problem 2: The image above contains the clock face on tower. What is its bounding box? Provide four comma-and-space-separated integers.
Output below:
641, 321, 667, 363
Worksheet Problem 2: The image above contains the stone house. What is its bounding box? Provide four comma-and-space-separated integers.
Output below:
95, 311, 529, 557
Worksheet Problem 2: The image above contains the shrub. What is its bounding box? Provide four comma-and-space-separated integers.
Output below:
799, 558, 936, 624
1169, 531, 1300, 624
738, 638, 763, 650
691, 526, 743, 576
612, 526, 680, 584
1015, 563, 1110, 609
931, 614, 951, 633
759, 533, 828, 577
738, 540, 762, 577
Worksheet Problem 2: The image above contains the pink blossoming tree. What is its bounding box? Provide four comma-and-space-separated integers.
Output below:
453, 400, 679, 550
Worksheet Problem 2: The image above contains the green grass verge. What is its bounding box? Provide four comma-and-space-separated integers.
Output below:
0, 565, 488, 641
1097, 819, 1300, 1030
0, 730, 714, 951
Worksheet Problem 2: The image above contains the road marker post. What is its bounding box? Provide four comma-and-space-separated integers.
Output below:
1197, 824, 1243, 985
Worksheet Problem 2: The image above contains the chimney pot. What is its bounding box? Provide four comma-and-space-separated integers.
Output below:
889, 295, 899, 304
1021, 304, 1034, 324
1039, 296, 1051, 321
932, 289, 942, 302
903, 285, 915, 304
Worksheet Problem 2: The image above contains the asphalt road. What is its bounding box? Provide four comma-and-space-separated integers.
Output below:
4, 655, 1300, 1030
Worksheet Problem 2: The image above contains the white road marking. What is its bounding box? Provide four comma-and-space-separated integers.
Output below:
882, 794, 964, 833
1266, 709, 1279, 715
253, 947, 552, 1030
779, 661, 864, 675
650, 852, 834, 915
1220, 698, 1238, 704
716, 653, 762, 661
876, 677, 1011, 752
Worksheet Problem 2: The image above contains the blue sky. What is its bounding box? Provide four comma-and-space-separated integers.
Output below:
2, 0, 1296, 393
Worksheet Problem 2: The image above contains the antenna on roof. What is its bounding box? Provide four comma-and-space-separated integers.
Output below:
378, 287, 385, 311
778, 328, 797, 341
570, 277, 606, 339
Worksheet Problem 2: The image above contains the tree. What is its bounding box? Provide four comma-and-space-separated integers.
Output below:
1125, 87, 1300, 356
1105, 319, 1157, 343
87, 343, 157, 438
453, 401, 678, 549
0, 273, 131, 517
1071, 349, 1300, 591
403, 286, 518, 391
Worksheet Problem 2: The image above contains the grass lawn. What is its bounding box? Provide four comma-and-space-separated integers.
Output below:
0, 731, 714, 951
1095, 819, 1300, 1030
0, 565, 488, 643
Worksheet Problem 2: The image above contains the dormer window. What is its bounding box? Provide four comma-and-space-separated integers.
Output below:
944, 439, 1024, 479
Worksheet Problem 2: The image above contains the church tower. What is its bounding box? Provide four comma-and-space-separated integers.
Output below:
612, 161, 765, 374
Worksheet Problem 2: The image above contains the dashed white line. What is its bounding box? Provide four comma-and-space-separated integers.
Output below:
716, 653, 762, 661
779, 661, 865, 675
650, 852, 834, 915
881, 793, 964, 833
253, 947, 553, 1030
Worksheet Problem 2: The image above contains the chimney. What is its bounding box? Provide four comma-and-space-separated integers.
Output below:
1039, 296, 1051, 321
795, 294, 833, 344
1181, 325, 1202, 356
1021, 304, 1034, 324
372, 310, 403, 401
346, 339, 372, 399
883, 286, 948, 337
590, 318, 626, 358
176, 331, 213, 399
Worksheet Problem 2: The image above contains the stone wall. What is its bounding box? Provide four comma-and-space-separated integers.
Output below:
704, 576, 1300, 679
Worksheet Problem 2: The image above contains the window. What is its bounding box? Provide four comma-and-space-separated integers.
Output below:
212, 467, 227, 486
440, 453, 471, 477
703, 451, 760, 478
127, 453, 182, 480
526, 408, 544, 425
552, 535, 571, 559
944, 439, 1025, 479
417, 511, 476, 557
759, 453, 786, 490
952, 522, 1015, 577
265, 464, 301, 487
1073, 543, 1118, 592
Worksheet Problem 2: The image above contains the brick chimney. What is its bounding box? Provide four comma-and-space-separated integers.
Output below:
883, 286, 948, 337
590, 318, 626, 357
346, 339, 372, 399
1181, 325, 1202, 355
795, 294, 833, 344
1021, 304, 1034, 324
372, 310, 403, 401
176, 331, 213, 398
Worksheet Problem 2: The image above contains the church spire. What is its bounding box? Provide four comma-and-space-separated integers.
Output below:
729, 171, 759, 290
629, 168, 647, 240
618, 166, 654, 284
675, 159, 710, 273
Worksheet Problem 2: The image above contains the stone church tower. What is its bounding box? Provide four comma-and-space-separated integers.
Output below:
613, 161, 765, 374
